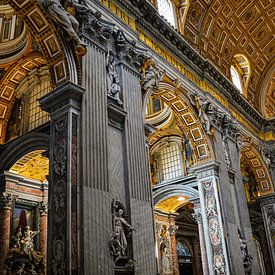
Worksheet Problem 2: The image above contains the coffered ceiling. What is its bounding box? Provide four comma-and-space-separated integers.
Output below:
183, 0, 274, 116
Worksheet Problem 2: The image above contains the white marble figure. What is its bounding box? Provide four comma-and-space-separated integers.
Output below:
41, 0, 87, 55
20, 226, 39, 253
112, 207, 133, 258
106, 50, 122, 105
140, 59, 165, 92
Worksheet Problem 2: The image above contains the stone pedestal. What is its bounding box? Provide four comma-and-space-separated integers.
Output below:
0, 193, 16, 274
39, 81, 84, 275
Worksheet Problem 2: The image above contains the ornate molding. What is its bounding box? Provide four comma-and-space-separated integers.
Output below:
80, 8, 147, 70
113, 0, 268, 130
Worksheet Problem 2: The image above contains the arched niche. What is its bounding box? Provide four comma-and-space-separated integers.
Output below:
241, 142, 273, 196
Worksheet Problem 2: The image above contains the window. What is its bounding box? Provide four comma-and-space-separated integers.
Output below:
159, 143, 183, 180
157, 0, 175, 27
146, 97, 164, 116
230, 54, 251, 96
230, 66, 243, 93
150, 137, 184, 184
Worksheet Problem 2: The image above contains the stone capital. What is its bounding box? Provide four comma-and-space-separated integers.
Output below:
0, 192, 17, 210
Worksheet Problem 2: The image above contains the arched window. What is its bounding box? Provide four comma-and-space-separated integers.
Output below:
230, 66, 243, 93
157, 0, 175, 27
230, 54, 251, 96
150, 137, 184, 184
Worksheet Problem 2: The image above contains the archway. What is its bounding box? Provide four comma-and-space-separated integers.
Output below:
144, 78, 215, 165
0, 146, 49, 273
240, 142, 274, 274
0, 0, 80, 143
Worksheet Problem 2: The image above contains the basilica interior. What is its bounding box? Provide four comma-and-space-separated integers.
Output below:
0, 0, 274, 275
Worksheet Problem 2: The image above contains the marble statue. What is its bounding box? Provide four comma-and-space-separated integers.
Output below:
184, 138, 193, 172
140, 59, 165, 92
41, 0, 87, 55
188, 92, 213, 135
197, 96, 213, 135
238, 229, 253, 268
20, 226, 39, 253
110, 200, 134, 262
106, 50, 123, 105
160, 241, 171, 274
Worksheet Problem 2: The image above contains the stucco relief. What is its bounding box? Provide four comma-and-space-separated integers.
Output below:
203, 180, 226, 275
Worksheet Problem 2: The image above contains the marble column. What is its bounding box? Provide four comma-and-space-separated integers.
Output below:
39, 81, 84, 275
169, 225, 179, 275
0, 193, 16, 274
39, 202, 48, 258
192, 208, 209, 275
193, 162, 230, 275
259, 194, 275, 273
193, 240, 202, 275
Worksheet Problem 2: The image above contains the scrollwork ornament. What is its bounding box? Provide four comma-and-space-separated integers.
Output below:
51, 239, 66, 275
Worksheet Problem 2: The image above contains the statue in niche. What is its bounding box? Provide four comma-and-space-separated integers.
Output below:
160, 240, 172, 274
109, 200, 134, 268
184, 138, 193, 173
140, 59, 165, 93
7, 226, 45, 274
222, 138, 231, 168
41, 0, 87, 55
106, 50, 123, 105
20, 226, 39, 253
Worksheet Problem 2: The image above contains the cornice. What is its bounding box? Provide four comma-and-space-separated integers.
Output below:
114, 0, 268, 130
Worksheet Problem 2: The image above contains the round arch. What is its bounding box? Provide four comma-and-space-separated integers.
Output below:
0, 132, 49, 172
241, 142, 273, 195
144, 80, 214, 164
0, 0, 80, 142
153, 184, 199, 206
